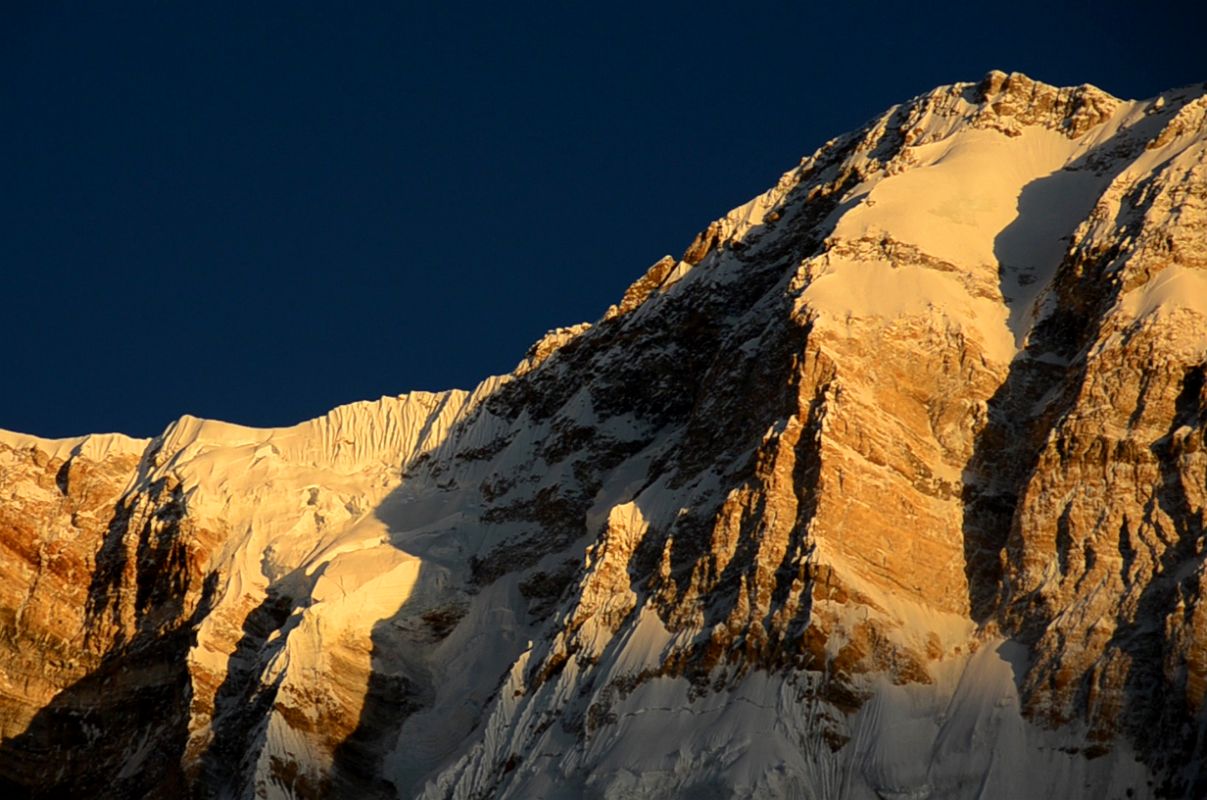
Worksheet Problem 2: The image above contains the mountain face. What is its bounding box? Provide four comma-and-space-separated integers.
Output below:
2, 71, 1206, 799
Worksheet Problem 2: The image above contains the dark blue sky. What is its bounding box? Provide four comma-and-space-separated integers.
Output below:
3, 2, 1202, 438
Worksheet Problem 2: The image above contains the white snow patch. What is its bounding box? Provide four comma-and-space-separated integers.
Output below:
801, 256, 1016, 362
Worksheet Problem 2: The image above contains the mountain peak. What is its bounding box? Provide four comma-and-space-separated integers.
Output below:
962, 69, 1123, 137
2, 74, 1206, 798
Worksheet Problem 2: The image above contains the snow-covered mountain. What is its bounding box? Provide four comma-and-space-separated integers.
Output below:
2, 71, 1206, 799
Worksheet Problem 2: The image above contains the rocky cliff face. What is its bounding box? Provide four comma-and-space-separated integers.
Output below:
1, 71, 1205, 799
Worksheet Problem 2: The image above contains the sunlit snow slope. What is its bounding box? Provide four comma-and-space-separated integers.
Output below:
1, 71, 1206, 800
